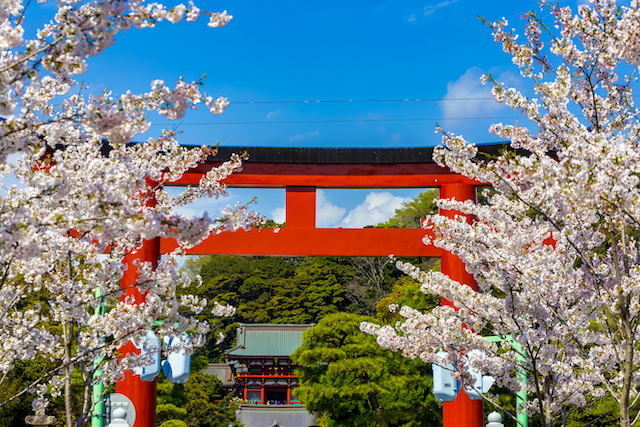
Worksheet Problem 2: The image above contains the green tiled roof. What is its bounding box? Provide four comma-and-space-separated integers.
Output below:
226, 324, 313, 357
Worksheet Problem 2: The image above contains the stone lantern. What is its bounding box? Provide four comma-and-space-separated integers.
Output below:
25, 409, 56, 427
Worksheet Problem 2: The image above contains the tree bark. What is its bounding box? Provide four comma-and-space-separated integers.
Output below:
612, 232, 634, 427
367, 392, 389, 427
544, 374, 553, 427
619, 304, 633, 427
63, 320, 73, 427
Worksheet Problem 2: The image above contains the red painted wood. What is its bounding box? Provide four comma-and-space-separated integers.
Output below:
160, 227, 440, 257
443, 389, 483, 427
236, 374, 298, 379
167, 162, 478, 187
439, 183, 483, 427
115, 370, 157, 426
286, 187, 316, 228
116, 237, 160, 427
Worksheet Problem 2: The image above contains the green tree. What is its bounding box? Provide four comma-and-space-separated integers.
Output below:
0, 286, 91, 427
159, 421, 188, 427
565, 396, 621, 427
183, 252, 436, 357
0, 358, 61, 427
267, 258, 350, 323
376, 190, 439, 229
156, 377, 188, 425
183, 374, 239, 427
156, 356, 239, 427
376, 276, 439, 324
292, 312, 441, 427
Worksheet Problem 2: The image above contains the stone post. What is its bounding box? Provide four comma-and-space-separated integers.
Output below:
487, 412, 504, 427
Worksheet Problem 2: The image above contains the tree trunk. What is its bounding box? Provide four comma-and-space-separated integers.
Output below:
619, 307, 634, 427
613, 231, 634, 427
63, 320, 74, 427
367, 392, 389, 427
76, 377, 92, 427
544, 374, 554, 427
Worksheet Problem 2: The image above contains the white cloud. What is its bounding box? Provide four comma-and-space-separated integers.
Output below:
266, 109, 281, 119
407, 14, 416, 22
497, 70, 521, 88
271, 206, 286, 223
439, 66, 510, 121
164, 187, 240, 219
316, 190, 347, 227
339, 191, 410, 228
424, 0, 458, 16
170, 195, 233, 219
289, 130, 320, 141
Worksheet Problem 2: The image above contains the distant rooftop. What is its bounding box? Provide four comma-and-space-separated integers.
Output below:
203, 363, 235, 387
235, 404, 317, 427
226, 324, 313, 358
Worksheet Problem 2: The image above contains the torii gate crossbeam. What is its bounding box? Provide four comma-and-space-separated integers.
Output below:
162, 147, 479, 257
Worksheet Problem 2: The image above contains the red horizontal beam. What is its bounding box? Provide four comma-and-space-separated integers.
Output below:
161, 228, 439, 257
168, 162, 478, 188
237, 374, 297, 379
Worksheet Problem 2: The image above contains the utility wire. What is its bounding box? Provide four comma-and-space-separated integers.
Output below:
151, 116, 527, 126
229, 94, 640, 104
229, 97, 498, 104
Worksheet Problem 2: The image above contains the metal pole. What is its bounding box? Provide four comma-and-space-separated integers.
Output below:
92, 286, 105, 427
485, 336, 528, 427
513, 341, 528, 427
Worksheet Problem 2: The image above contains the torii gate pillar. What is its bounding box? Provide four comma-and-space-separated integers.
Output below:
440, 182, 483, 427
115, 237, 160, 427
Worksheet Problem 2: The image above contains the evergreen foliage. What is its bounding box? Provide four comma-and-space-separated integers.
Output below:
0, 358, 58, 426
156, 355, 239, 427
291, 312, 441, 427
376, 276, 440, 323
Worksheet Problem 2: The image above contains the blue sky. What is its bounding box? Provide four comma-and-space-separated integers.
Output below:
75, 0, 547, 148
29, 0, 586, 226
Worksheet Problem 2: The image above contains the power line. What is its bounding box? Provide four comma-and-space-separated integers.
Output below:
230, 97, 497, 104
229, 94, 640, 104
151, 116, 527, 126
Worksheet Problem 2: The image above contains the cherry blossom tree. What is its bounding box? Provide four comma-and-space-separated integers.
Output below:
362, 1, 640, 426
0, 1, 257, 426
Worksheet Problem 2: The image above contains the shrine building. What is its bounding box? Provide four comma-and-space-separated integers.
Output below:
206, 323, 317, 427
226, 323, 311, 404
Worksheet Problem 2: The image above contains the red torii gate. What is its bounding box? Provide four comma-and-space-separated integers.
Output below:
119, 145, 499, 427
